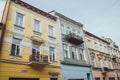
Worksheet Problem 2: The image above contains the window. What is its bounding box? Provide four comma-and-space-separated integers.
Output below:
103, 77, 105, 80
49, 47, 55, 62
49, 25, 54, 37
11, 38, 21, 56
15, 12, 24, 27
94, 42, 98, 50
33, 19, 41, 32
109, 78, 115, 80
61, 24, 66, 34
63, 44, 69, 58
87, 40, 91, 48
71, 47, 77, 59
95, 78, 100, 80
92, 57, 96, 67
78, 49, 84, 60
31, 44, 40, 61
100, 59, 103, 68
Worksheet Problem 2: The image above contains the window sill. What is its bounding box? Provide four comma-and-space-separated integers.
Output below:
10, 55, 22, 59
49, 36, 56, 39
33, 30, 42, 36
14, 24, 24, 29
50, 61, 57, 64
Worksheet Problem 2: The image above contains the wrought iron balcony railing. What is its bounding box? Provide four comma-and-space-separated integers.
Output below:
65, 33, 84, 45
29, 54, 49, 66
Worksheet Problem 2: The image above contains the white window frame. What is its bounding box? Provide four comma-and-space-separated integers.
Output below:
32, 44, 40, 61
14, 12, 25, 27
33, 19, 41, 33
63, 44, 69, 58
49, 47, 55, 62
49, 25, 55, 37
11, 38, 21, 56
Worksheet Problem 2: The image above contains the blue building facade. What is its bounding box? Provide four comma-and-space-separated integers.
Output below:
61, 64, 93, 80
50, 11, 93, 80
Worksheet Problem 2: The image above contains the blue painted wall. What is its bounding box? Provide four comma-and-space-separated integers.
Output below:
61, 64, 93, 80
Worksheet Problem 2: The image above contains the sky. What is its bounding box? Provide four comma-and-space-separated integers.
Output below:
23, 0, 120, 47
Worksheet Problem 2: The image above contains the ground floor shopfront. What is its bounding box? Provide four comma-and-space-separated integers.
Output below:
93, 68, 118, 80
61, 64, 93, 80
0, 62, 61, 80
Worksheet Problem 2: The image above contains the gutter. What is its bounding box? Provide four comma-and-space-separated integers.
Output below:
0, 0, 11, 54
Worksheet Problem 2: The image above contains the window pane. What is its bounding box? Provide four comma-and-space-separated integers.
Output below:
49, 25, 54, 37
15, 13, 24, 26
11, 44, 16, 56
11, 38, 21, 56
49, 47, 55, 61
16, 45, 20, 56
34, 19, 40, 32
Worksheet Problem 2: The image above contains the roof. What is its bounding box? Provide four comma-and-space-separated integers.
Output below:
53, 11, 83, 27
11, 0, 57, 21
84, 30, 110, 44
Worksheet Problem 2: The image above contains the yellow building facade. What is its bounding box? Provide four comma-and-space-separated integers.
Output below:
0, 0, 61, 80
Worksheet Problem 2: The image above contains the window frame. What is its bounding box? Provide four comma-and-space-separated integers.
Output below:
49, 46, 55, 62
14, 12, 25, 27
10, 38, 21, 57
49, 25, 55, 37
33, 19, 41, 33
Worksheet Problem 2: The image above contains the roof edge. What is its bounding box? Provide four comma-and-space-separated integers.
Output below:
84, 30, 110, 44
54, 11, 83, 27
11, 0, 57, 21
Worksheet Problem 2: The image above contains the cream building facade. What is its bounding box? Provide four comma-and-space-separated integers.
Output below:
84, 31, 120, 80
0, 0, 61, 80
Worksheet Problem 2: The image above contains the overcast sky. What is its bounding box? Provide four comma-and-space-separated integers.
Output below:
23, 0, 120, 47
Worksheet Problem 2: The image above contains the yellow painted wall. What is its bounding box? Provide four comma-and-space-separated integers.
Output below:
0, 1, 61, 80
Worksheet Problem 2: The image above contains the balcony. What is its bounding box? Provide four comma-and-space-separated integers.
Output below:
29, 54, 49, 66
111, 54, 117, 61
65, 33, 84, 45
101, 67, 109, 74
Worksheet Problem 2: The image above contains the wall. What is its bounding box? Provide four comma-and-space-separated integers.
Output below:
61, 64, 93, 80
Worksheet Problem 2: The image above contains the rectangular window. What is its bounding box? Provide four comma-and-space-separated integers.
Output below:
63, 44, 69, 58
31, 44, 40, 61
71, 47, 77, 59
95, 78, 100, 80
109, 78, 115, 80
92, 57, 96, 67
78, 49, 84, 60
87, 40, 91, 48
11, 38, 21, 56
34, 19, 41, 32
49, 47, 55, 62
15, 12, 24, 27
49, 25, 54, 37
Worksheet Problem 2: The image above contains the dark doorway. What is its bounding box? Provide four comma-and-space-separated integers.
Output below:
50, 78, 57, 80
9, 78, 39, 80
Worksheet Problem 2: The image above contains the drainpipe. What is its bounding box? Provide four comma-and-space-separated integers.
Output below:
0, 0, 11, 54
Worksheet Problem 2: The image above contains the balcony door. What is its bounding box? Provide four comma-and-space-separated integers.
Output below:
32, 44, 40, 61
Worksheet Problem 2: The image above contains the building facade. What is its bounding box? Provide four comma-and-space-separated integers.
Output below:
50, 11, 93, 80
0, 0, 10, 53
84, 31, 120, 80
104, 38, 120, 80
0, 0, 61, 80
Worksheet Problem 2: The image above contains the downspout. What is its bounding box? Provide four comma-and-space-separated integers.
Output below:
0, 0, 11, 54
